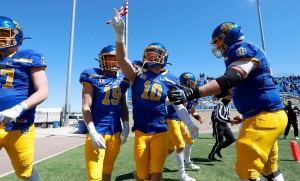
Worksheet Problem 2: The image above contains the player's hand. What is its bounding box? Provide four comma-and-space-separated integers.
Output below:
187, 122, 199, 140
90, 132, 106, 149
0, 103, 26, 123
169, 86, 202, 105
111, 8, 125, 43
120, 121, 129, 144
198, 117, 204, 124
230, 115, 243, 126
194, 114, 204, 124
168, 88, 192, 105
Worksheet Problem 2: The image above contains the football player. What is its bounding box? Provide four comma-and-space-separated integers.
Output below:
80, 45, 130, 181
166, 72, 203, 181
110, 9, 199, 181
0, 16, 48, 181
168, 22, 287, 181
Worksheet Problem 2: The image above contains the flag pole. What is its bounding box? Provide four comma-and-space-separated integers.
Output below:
256, 0, 266, 52
125, 0, 128, 53
64, 0, 76, 126
124, 0, 129, 103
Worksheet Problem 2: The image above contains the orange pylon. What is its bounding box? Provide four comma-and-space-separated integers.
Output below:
290, 141, 300, 162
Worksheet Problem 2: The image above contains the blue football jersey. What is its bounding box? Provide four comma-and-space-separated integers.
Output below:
131, 61, 178, 134
79, 68, 130, 134
186, 98, 200, 113
224, 42, 283, 118
0, 49, 47, 130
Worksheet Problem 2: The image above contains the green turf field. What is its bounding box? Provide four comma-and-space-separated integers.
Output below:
2, 133, 299, 181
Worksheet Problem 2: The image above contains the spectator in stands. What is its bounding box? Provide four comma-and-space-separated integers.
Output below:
282, 100, 299, 140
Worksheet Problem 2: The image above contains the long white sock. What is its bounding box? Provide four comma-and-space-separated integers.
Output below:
27, 168, 39, 181
184, 144, 192, 163
176, 153, 185, 175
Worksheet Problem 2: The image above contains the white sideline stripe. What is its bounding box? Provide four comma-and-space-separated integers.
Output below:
0, 143, 85, 178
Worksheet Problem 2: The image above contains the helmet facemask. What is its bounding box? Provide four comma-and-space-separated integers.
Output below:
187, 80, 197, 88
142, 46, 168, 68
0, 16, 23, 52
100, 54, 120, 72
0, 27, 19, 50
211, 34, 228, 58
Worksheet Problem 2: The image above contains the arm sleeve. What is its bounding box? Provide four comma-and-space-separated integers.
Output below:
165, 97, 172, 106
229, 60, 257, 78
172, 103, 193, 126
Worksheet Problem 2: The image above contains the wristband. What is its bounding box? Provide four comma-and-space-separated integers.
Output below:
116, 33, 125, 43
86, 122, 97, 135
192, 87, 202, 99
19, 102, 28, 110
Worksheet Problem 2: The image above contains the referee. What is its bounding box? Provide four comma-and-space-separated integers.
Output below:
208, 97, 236, 162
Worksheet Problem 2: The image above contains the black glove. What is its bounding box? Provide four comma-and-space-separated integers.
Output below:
168, 87, 201, 105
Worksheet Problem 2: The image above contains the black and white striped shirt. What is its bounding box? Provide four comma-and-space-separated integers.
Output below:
212, 102, 231, 123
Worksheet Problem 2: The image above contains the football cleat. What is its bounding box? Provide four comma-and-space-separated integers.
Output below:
178, 173, 196, 181
185, 161, 200, 171
216, 148, 222, 158
207, 156, 222, 162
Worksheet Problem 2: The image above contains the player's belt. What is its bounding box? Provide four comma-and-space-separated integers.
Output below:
14, 118, 28, 123
0, 119, 28, 126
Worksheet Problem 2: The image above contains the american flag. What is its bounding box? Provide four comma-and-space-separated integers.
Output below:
106, 0, 128, 24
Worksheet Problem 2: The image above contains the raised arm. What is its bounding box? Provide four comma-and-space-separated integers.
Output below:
111, 8, 136, 83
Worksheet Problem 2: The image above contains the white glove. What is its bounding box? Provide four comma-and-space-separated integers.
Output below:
111, 8, 125, 43
86, 122, 106, 149
90, 132, 106, 149
0, 102, 27, 123
120, 121, 129, 144
187, 122, 199, 140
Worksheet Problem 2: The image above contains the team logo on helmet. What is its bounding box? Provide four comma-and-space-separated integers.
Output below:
221, 23, 234, 33
12, 20, 21, 29
236, 47, 247, 57
183, 74, 191, 80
